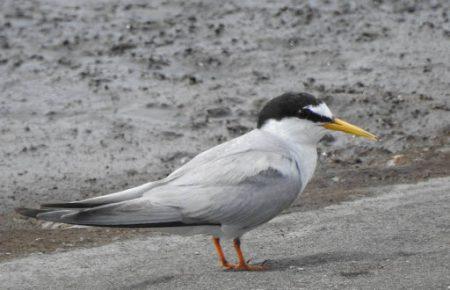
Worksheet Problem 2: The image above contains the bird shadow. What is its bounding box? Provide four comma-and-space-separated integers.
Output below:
126, 275, 176, 289
263, 251, 383, 271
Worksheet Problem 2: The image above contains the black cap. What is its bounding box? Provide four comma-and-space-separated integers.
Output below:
257, 92, 333, 128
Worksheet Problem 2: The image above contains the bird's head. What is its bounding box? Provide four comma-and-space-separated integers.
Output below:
257, 92, 377, 145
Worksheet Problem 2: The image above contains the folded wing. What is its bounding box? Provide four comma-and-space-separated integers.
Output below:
17, 130, 301, 229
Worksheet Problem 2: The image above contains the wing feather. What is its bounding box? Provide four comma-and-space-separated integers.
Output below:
33, 199, 191, 227
18, 129, 302, 231
41, 182, 158, 209
146, 130, 303, 229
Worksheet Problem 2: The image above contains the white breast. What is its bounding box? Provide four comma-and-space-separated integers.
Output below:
289, 143, 317, 191
260, 117, 324, 191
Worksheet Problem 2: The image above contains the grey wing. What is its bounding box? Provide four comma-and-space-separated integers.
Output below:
27, 199, 186, 227
19, 129, 300, 229
39, 181, 159, 208
165, 129, 293, 181
147, 147, 303, 230
25, 151, 300, 228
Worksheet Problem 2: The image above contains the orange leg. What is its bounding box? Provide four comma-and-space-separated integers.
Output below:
231, 238, 268, 271
212, 237, 233, 269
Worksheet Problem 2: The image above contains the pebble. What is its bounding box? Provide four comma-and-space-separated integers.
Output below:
289, 266, 305, 271
331, 176, 340, 182
386, 154, 407, 167
206, 107, 231, 118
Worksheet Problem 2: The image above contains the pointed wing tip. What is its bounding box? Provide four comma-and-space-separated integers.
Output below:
41, 202, 101, 209
15, 207, 46, 218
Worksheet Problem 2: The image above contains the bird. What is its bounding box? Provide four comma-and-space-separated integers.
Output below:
17, 92, 377, 271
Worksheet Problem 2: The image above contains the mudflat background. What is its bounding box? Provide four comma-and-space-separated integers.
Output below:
0, 0, 449, 284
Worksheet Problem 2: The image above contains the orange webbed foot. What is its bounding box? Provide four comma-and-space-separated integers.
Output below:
224, 259, 269, 271
229, 262, 269, 271
219, 261, 235, 270
213, 237, 269, 271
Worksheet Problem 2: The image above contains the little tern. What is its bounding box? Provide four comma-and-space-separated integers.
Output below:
17, 92, 377, 271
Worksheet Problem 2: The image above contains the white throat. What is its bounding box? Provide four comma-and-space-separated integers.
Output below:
260, 118, 326, 189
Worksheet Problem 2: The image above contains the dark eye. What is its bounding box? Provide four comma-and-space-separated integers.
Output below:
298, 109, 333, 123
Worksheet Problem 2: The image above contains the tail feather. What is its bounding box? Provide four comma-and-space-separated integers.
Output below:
46, 200, 183, 226
16, 207, 52, 218
39, 181, 158, 210
15, 181, 219, 228
67, 181, 157, 206
16, 199, 218, 228
41, 202, 106, 209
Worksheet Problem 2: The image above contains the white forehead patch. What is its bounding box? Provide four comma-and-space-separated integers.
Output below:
304, 103, 333, 119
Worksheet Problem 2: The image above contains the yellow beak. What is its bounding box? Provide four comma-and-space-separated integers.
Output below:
323, 118, 378, 141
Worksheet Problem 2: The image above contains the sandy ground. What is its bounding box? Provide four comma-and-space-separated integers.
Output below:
1, 178, 449, 289
0, 0, 449, 282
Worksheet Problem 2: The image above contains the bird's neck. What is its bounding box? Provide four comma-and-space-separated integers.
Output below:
260, 118, 324, 188
260, 118, 326, 146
